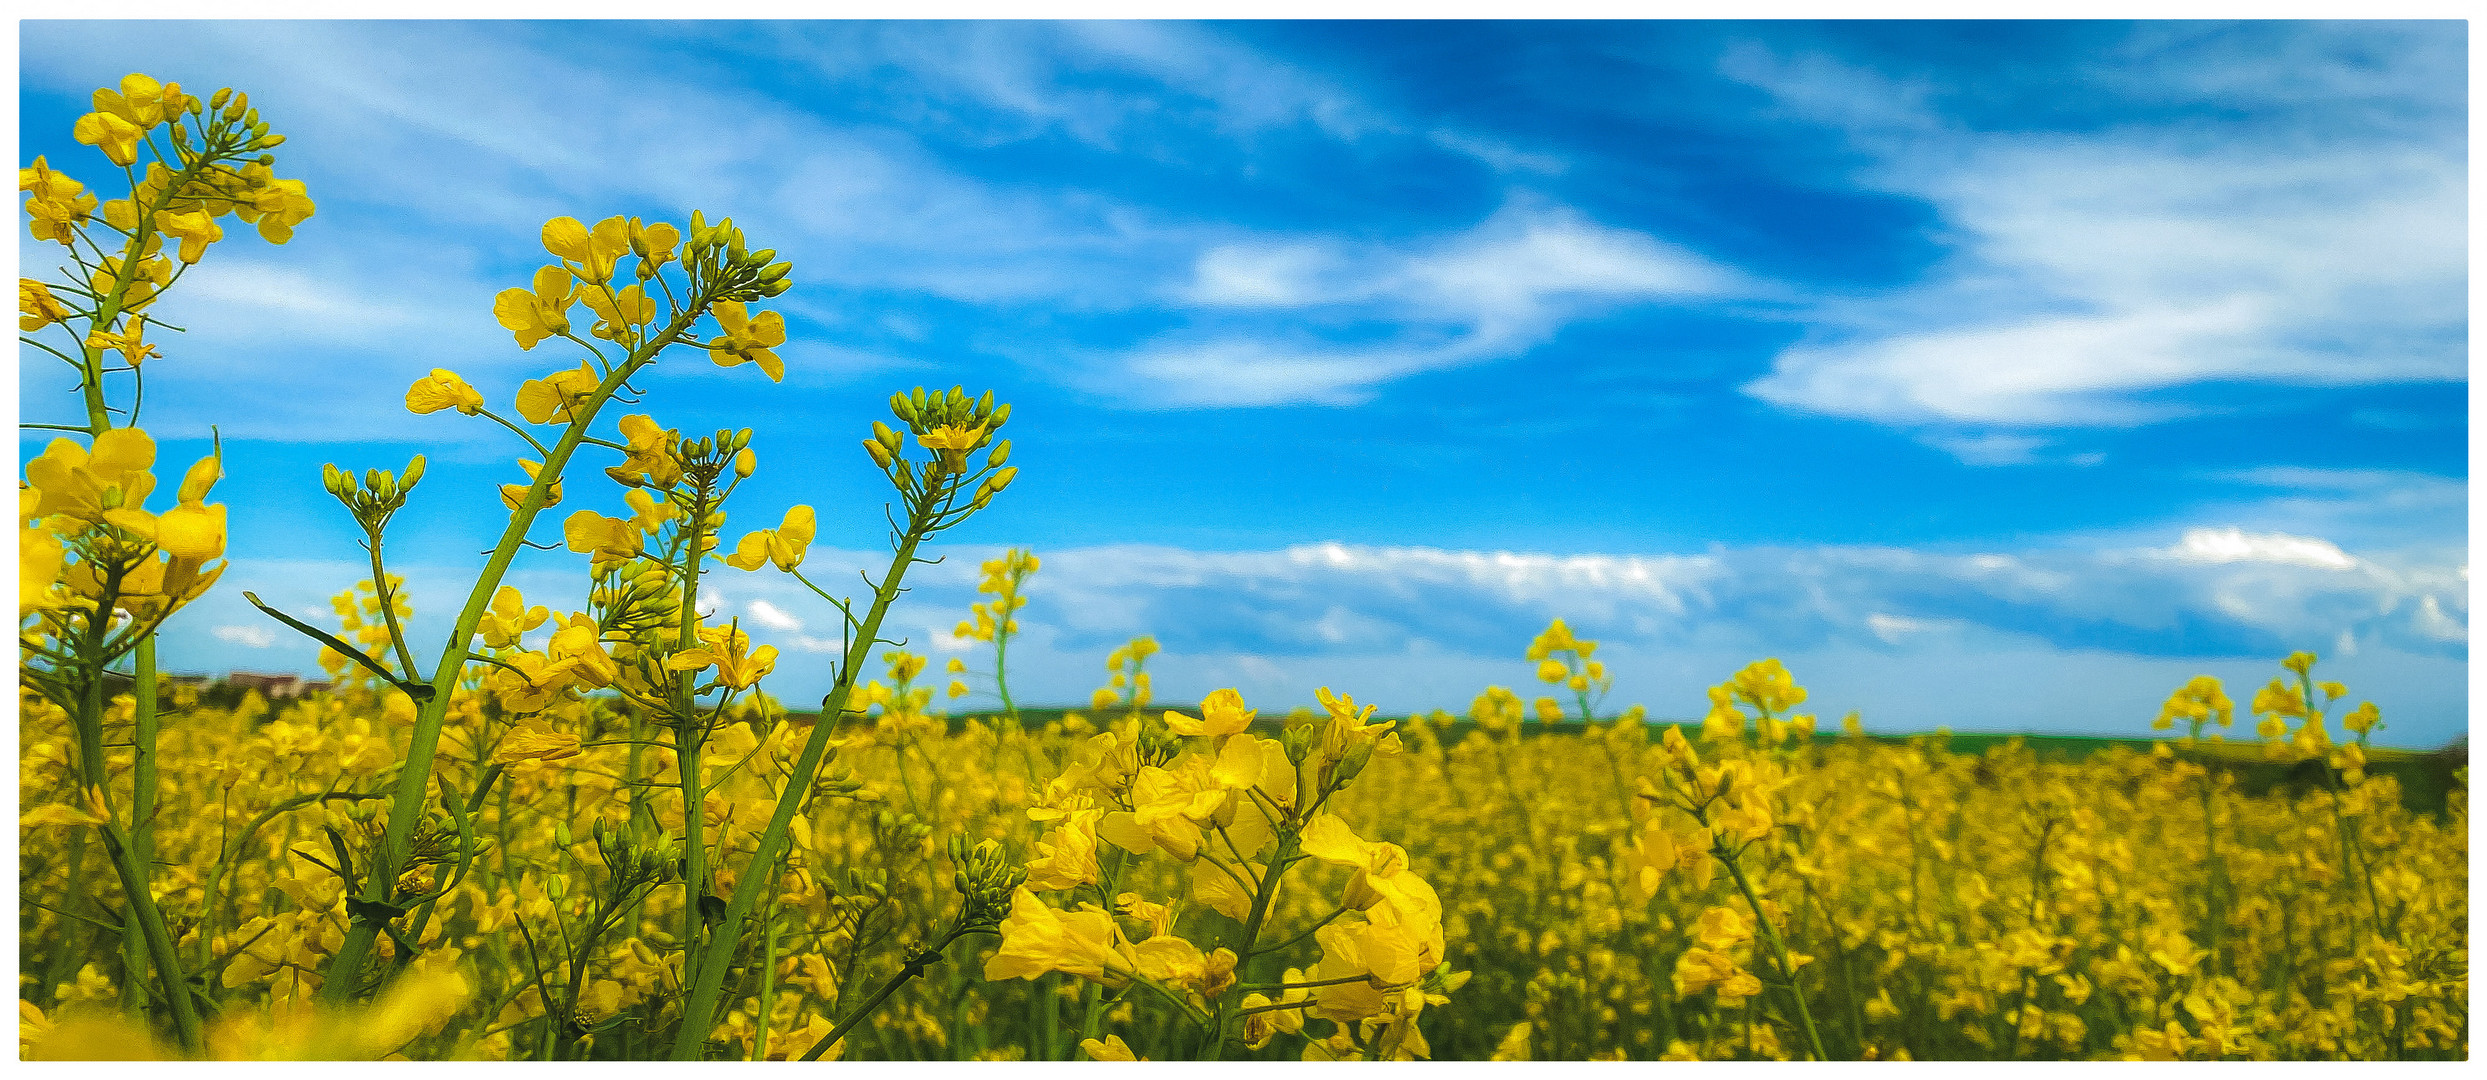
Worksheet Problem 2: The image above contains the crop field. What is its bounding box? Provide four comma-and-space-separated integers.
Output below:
17, 69, 2470, 1061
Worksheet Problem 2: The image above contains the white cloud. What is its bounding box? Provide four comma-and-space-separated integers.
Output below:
212, 625, 276, 648
745, 600, 803, 633
2413, 595, 2466, 643
1727, 29, 2463, 434
1131, 201, 1747, 406
2164, 527, 2356, 571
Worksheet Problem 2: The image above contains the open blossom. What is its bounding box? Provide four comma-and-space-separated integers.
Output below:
706, 301, 785, 382
724, 505, 815, 572
494, 265, 577, 350
405, 369, 484, 416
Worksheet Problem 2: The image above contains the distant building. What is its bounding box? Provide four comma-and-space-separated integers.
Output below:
224, 671, 334, 699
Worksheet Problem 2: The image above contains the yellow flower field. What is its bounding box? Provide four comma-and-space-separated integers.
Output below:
17, 72, 2468, 1062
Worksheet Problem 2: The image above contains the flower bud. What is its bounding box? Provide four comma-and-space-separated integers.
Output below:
402, 454, 427, 489
733, 448, 756, 478
990, 403, 1013, 428
863, 439, 894, 469
985, 440, 1010, 468
210, 87, 232, 111
989, 466, 1019, 493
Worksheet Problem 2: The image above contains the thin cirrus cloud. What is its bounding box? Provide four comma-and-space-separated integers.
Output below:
1114, 199, 1757, 407
1724, 28, 2465, 451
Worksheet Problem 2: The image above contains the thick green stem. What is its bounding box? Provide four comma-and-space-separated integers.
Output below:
1204, 836, 1296, 1059
668, 481, 947, 1059
122, 637, 160, 1020
317, 339, 680, 1006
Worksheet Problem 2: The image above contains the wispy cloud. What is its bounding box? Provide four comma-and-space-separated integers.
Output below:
1118, 198, 1754, 406
1726, 26, 2465, 449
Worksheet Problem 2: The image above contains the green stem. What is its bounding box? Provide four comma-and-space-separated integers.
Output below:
668, 477, 950, 1059
317, 309, 695, 1006
797, 926, 972, 1062
1204, 834, 1296, 1059
1720, 848, 1828, 1062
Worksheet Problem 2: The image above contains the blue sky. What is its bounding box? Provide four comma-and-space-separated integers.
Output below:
18, 20, 2470, 745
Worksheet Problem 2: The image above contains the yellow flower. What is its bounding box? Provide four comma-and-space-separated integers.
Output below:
562, 509, 642, 566
982, 887, 1133, 984
154, 208, 223, 264
627, 218, 679, 277
477, 585, 550, 650
542, 215, 630, 284
515, 361, 601, 425
493, 265, 577, 350
20, 157, 99, 244
19, 280, 72, 331
153, 452, 228, 561
723, 505, 816, 572
405, 369, 485, 415
1023, 808, 1104, 891
665, 624, 779, 689
580, 282, 655, 341
916, 424, 987, 471
1164, 687, 1254, 738
499, 458, 562, 512
230, 167, 316, 243
72, 111, 145, 167
622, 488, 678, 536
24, 428, 156, 522
84, 314, 162, 368
1536, 658, 1568, 683
91, 74, 191, 132
546, 613, 620, 689
492, 726, 583, 765
1080, 1034, 1139, 1061
707, 301, 785, 382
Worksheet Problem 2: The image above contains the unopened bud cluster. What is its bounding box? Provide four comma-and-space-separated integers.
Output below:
948, 836, 1027, 932
323, 454, 426, 533
681, 210, 791, 302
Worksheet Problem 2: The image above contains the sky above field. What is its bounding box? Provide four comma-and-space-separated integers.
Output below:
17, 20, 2472, 745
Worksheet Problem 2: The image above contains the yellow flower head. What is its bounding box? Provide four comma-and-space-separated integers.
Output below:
493, 265, 577, 351
154, 208, 223, 264
20, 280, 73, 332
542, 215, 630, 284
1165, 687, 1254, 738
723, 505, 817, 572
20, 157, 99, 245
707, 301, 786, 382
405, 369, 485, 416
492, 726, 583, 765
515, 361, 601, 425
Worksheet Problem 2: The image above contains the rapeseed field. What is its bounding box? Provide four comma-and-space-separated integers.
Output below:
18, 72, 2467, 1061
